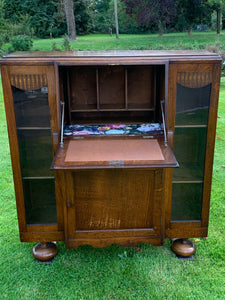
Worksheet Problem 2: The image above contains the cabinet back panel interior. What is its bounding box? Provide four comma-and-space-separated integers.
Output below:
70, 111, 155, 124
99, 66, 125, 109
60, 65, 165, 125
70, 67, 97, 110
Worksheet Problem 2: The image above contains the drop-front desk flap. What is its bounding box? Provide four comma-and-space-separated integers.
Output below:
52, 137, 178, 169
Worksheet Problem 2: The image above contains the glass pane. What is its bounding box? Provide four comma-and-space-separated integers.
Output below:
175, 84, 211, 126
12, 86, 50, 127
17, 129, 53, 177
23, 178, 57, 225
173, 127, 207, 181
171, 183, 203, 221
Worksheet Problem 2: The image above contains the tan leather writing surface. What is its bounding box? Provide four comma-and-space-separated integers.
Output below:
65, 139, 164, 163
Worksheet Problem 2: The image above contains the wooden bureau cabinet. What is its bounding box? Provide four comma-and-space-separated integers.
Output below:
1, 51, 221, 261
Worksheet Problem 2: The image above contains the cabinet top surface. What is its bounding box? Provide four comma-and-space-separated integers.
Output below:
1, 50, 221, 64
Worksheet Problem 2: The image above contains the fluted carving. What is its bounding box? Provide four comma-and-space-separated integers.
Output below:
10, 74, 47, 90
177, 72, 212, 88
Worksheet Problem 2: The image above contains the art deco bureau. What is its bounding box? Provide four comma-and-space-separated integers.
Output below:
1, 51, 221, 261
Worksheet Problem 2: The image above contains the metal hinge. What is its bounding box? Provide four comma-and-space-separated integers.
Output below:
109, 160, 125, 166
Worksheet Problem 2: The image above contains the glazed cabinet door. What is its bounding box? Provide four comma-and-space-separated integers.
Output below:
166, 61, 221, 238
1, 64, 63, 241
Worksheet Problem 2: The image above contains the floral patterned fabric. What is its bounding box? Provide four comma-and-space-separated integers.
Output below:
64, 123, 163, 136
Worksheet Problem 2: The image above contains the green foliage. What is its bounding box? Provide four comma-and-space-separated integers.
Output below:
51, 40, 61, 51
0, 0, 10, 42
63, 34, 72, 51
10, 35, 33, 51
16, 14, 33, 36
3, 0, 66, 38
91, 0, 114, 33
111, 0, 139, 34
74, 0, 92, 35
177, 0, 212, 33
1, 0, 223, 39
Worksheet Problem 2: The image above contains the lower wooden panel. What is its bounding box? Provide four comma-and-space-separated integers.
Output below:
66, 236, 163, 249
74, 228, 158, 238
20, 231, 64, 242
70, 169, 156, 231
166, 221, 208, 238
64, 168, 164, 248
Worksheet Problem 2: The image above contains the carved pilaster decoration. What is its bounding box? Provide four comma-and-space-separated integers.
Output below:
177, 72, 212, 88
10, 74, 47, 90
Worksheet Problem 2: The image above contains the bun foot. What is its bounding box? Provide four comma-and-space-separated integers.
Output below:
171, 238, 196, 258
32, 242, 58, 262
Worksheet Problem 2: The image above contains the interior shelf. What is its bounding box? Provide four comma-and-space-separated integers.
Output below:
60, 64, 165, 125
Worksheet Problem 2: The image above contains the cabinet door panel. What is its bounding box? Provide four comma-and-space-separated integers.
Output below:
172, 78, 211, 222
65, 168, 163, 248
168, 62, 220, 231
9, 66, 58, 226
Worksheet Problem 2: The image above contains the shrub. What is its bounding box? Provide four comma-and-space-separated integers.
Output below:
51, 41, 61, 51
63, 35, 72, 51
10, 35, 33, 51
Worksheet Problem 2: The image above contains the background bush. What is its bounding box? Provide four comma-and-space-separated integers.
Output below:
10, 35, 33, 51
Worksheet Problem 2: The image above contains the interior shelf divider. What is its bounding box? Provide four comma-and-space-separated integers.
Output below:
96, 68, 100, 110
125, 67, 128, 109
67, 69, 72, 123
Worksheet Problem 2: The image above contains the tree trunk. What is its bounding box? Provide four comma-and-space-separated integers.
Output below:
217, 5, 221, 35
64, 0, 76, 41
113, 0, 119, 39
188, 25, 192, 36
158, 20, 164, 36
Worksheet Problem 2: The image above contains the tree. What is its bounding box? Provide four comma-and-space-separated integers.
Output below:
64, 0, 76, 40
124, 0, 177, 35
0, 0, 6, 46
113, 0, 119, 38
3, 0, 66, 38
113, 0, 138, 34
0, 0, 5, 27
91, 0, 113, 33
177, 0, 211, 35
209, 0, 224, 34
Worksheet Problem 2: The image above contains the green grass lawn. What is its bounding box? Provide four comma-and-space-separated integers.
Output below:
32, 32, 225, 52
2, 31, 225, 54
0, 35, 225, 299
